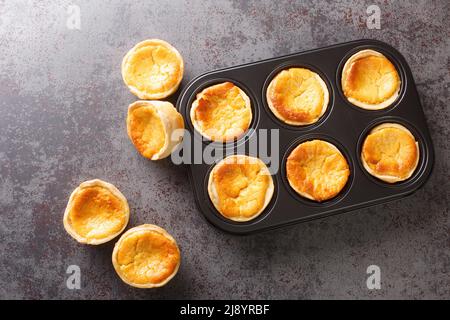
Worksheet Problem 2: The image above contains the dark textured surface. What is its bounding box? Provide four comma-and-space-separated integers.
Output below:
0, 0, 448, 299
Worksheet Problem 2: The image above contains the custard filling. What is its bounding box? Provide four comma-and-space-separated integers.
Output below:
128, 106, 166, 159
68, 186, 128, 240
267, 68, 328, 124
191, 82, 252, 142
115, 229, 180, 285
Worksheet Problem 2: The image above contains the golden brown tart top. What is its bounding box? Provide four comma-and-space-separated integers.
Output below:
341, 49, 400, 110
122, 39, 184, 99
208, 155, 274, 222
286, 140, 350, 202
361, 123, 419, 183
112, 224, 180, 288
190, 82, 252, 142
63, 179, 129, 245
267, 67, 329, 125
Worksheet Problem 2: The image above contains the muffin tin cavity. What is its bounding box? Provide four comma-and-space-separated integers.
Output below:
177, 39, 434, 234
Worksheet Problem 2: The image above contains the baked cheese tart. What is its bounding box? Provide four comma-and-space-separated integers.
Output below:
190, 82, 252, 142
267, 67, 329, 125
63, 179, 129, 245
126, 100, 184, 160
122, 39, 184, 99
208, 155, 274, 222
361, 123, 419, 183
286, 140, 350, 202
341, 49, 400, 110
112, 224, 180, 288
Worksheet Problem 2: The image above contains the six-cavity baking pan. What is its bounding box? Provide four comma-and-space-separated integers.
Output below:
176, 39, 434, 235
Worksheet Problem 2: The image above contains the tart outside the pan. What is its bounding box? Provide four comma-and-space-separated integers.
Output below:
63, 179, 130, 245
112, 224, 180, 288
122, 39, 184, 100
127, 100, 184, 160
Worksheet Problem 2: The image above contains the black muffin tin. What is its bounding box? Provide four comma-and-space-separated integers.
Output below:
176, 39, 434, 235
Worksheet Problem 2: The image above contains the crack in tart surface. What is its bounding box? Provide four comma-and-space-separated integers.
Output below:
190, 82, 252, 142
341, 49, 401, 110
266, 67, 329, 125
361, 123, 419, 183
127, 100, 184, 160
112, 224, 180, 288
63, 179, 130, 245
122, 39, 184, 99
286, 140, 350, 202
207, 155, 274, 222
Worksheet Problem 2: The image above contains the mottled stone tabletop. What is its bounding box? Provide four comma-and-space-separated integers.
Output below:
0, 0, 448, 299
